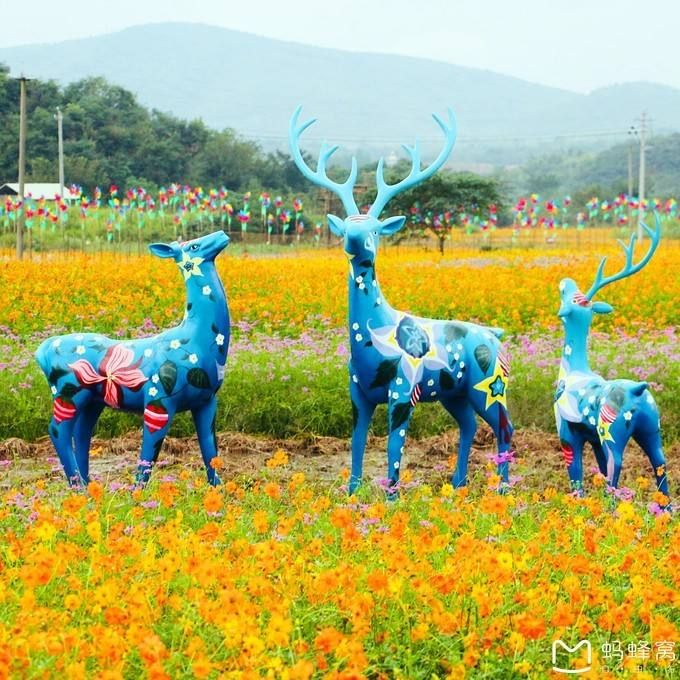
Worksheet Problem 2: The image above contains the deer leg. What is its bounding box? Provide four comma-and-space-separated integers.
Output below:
192, 397, 221, 486
136, 406, 176, 486
634, 427, 669, 497
603, 442, 624, 489
470, 399, 514, 487
73, 401, 105, 483
348, 369, 376, 495
591, 439, 608, 477
560, 425, 586, 496
49, 389, 92, 487
385, 382, 416, 498
440, 397, 477, 488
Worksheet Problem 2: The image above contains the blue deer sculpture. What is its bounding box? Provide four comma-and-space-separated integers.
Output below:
554, 216, 669, 499
35, 230, 231, 487
289, 107, 514, 495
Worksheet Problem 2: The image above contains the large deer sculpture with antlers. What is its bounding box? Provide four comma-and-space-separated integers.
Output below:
290, 107, 514, 494
35, 230, 231, 487
554, 216, 669, 500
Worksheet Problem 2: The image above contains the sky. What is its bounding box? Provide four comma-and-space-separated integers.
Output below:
0, 0, 677, 93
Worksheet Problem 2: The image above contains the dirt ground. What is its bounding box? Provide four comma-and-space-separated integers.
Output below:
1, 426, 677, 495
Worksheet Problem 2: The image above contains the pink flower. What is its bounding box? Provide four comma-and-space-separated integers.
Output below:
69, 344, 147, 408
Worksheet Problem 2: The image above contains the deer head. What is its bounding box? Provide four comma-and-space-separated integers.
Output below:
289, 106, 457, 262
149, 230, 230, 269
557, 214, 661, 334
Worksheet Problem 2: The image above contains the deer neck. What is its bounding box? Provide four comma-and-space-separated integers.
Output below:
182, 262, 230, 336
347, 256, 394, 331
561, 322, 591, 374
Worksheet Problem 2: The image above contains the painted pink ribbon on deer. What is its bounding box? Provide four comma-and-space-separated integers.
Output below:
69, 344, 147, 408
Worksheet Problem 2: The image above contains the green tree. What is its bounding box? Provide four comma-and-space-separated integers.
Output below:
189, 129, 261, 189
361, 164, 505, 220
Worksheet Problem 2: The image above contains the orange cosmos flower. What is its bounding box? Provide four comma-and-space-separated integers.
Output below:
62, 495, 88, 514
202, 489, 222, 514
314, 627, 343, 654
263, 482, 281, 500
209, 456, 224, 470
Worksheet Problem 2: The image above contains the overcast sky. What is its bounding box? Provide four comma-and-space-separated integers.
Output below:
1, 0, 677, 93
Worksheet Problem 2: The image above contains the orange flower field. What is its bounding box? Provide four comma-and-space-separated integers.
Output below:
0, 458, 678, 679
1, 238, 678, 337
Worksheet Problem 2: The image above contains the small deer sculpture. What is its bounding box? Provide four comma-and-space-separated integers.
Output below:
554, 216, 669, 499
289, 107, 514, 494
35, 230, 231, 486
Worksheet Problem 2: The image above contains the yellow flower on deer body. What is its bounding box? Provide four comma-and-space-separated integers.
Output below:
177, 251, 204, 280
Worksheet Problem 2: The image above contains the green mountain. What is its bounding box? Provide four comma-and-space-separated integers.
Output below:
1, 23, 679, 165
503, 133, 680, 198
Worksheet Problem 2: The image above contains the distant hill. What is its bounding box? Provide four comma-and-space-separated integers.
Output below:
1, 23, 679, 165
502, 133, 680, 198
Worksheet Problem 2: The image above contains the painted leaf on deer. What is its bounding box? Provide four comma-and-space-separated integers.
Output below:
370, 358, 400, 389
187, 368, 211, 390
474, 344, 492, 374
158, 360, 177, 395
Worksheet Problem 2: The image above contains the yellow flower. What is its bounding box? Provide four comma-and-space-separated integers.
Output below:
266, 448, 289, 468
252, 510, 269, 534
497, 551, 513, 572
440, 483, 453, 498
176, 251, 204, 280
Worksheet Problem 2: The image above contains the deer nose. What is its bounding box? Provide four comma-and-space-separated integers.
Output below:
214, 231, 230, 251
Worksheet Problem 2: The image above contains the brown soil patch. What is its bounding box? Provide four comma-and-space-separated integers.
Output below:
1, 427, 677, 495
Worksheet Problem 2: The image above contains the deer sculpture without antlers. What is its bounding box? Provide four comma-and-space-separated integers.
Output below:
289, 106, 514, 495
35, 230, 231, 487
554, 215, 670, 501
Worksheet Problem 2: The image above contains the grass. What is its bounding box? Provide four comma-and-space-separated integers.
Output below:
2, 325, 678, 445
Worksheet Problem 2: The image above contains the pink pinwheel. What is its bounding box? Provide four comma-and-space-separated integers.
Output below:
69, 345, 147, 408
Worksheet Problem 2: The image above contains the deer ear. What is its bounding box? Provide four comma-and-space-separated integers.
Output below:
149, 242, 179, 259
327, 214, 345, 237
380, 215, 406, 236
592, 301, 613, 314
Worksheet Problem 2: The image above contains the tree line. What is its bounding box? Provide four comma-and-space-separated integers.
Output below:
0, 64, 312, 193
0, 64, 505, 220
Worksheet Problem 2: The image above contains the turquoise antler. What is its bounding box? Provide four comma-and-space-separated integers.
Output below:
368, 108, 457, 217
586, 214, 661, 300
288, 106, 359, 216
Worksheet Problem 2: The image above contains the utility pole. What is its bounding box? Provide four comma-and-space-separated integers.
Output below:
627, 140, 634, 228
637, 111, 647, 241
56, 106, 64, 198
16, 76, 29, 260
